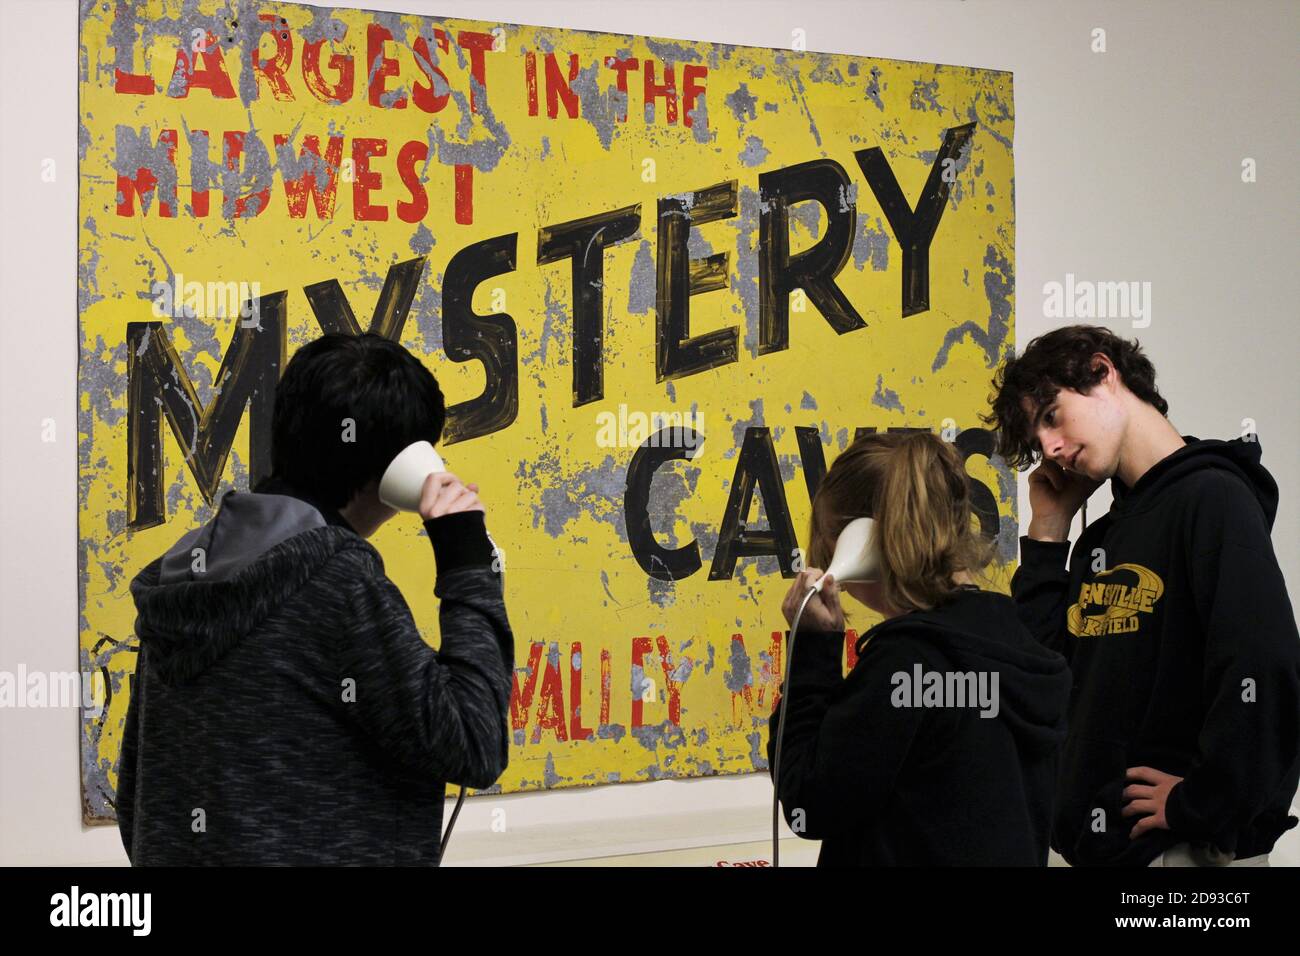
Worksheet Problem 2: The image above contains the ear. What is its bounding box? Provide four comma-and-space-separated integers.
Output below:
1091, 351, 1118, 385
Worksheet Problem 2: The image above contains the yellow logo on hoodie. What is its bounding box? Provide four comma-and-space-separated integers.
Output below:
1068, 563, 1165, 637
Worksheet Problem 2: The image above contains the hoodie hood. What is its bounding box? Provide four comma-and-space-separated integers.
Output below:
857, 589, 1071, 755
129, 489, 373, 684
1109, 434, 1279, 527
156, 491, 332, 584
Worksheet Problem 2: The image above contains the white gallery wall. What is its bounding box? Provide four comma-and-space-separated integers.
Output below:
1, 0, 1296, 865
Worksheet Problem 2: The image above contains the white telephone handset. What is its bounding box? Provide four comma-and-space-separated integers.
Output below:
811, 516, 881, 591
377, 440, 446, 512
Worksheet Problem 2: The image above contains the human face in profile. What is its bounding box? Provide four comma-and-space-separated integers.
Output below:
1021, 359, 1128, 482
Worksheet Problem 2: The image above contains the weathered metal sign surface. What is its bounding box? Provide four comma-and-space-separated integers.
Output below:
78, 0, 1015, 821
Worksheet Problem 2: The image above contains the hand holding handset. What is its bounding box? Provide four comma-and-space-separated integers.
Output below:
1027, 459, 1102, 541
780, 517, 882, 631
773, 516, 881, 868
377, 438, 501, 568
378, 440, 485, 517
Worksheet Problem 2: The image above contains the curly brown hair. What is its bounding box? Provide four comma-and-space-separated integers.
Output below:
981, 324, 1168, 470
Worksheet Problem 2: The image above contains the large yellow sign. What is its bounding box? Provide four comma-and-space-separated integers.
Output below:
78, 0, 1016, 822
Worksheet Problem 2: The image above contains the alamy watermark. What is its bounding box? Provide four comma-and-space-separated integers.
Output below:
1042, 273, 1151, 328
595, 403, 705, 451
49, 886, 151, 936
891, 664, 1000, 718
0, 666, 106, 717
151, 273, 261, 326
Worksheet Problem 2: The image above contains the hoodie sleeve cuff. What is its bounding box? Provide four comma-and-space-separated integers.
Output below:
424, 511, 496, 576
1165, 781, 1188, 831
1019, 535, 1070, 568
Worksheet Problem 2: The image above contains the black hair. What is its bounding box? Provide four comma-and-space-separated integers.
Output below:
981, 324, 1168, 470
265, 333, 446, 510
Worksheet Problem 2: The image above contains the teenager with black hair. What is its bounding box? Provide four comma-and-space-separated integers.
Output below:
986, 324, 1300, 866
118, 332, 513, 865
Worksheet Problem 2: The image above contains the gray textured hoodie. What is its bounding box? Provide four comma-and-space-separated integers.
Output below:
117, 479, 513, 866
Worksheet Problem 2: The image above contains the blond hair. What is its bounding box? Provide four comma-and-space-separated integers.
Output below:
808, 431, 999, 614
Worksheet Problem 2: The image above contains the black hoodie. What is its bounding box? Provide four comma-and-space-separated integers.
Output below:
118, 477, 513, 865
767, 588, 1071, 865
1012, 435, 1300, 866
